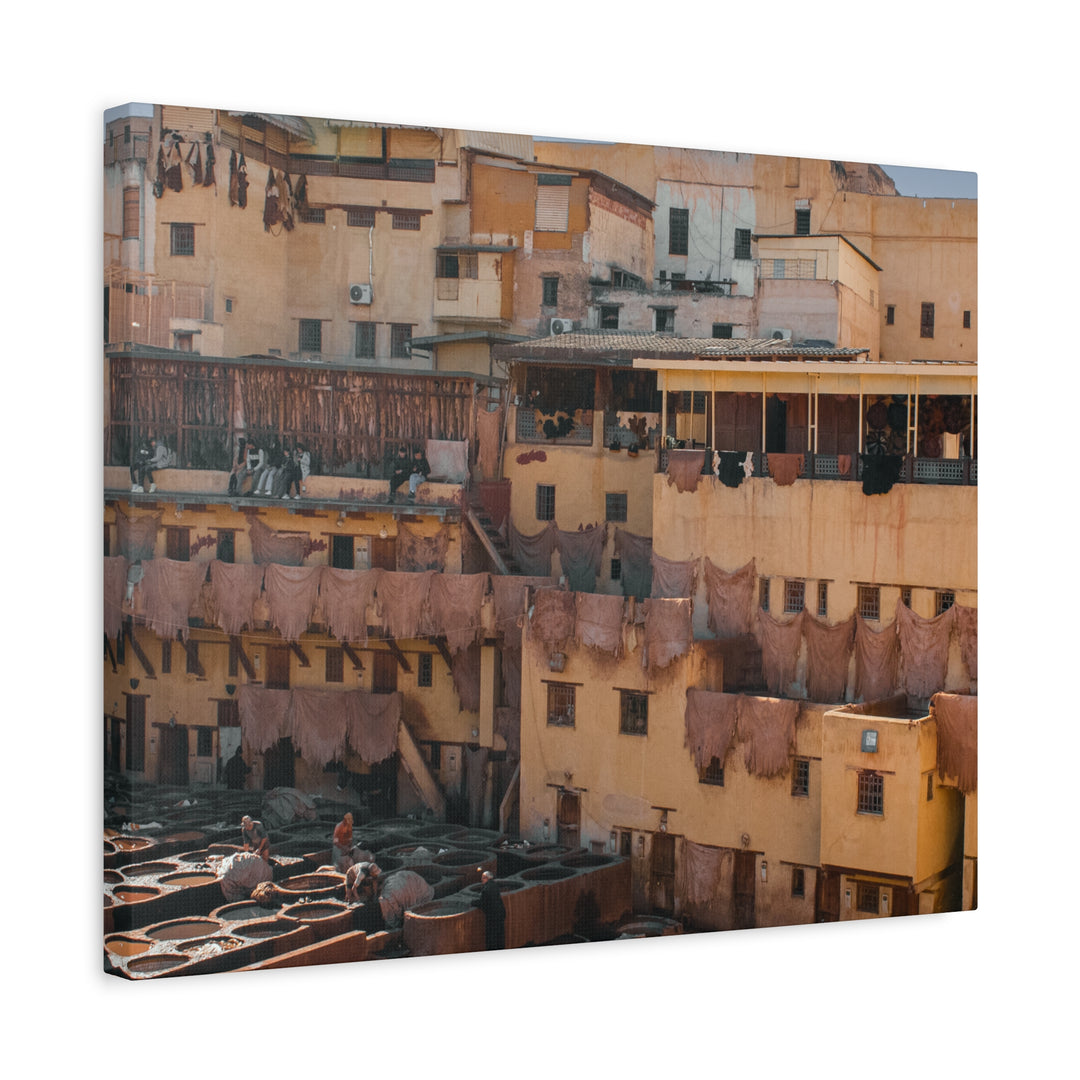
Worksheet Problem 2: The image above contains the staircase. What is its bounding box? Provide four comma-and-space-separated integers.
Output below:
465, 486, 523, 575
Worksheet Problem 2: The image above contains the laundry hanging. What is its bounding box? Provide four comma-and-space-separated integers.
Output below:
491, 576, 556, 648
643, 596, 693, 670
427, 572, 490, 653
248, 517, 307, 566
666, 449, 708, 493
374, 570, 433, 641
574, 592, 625, 656
209, 560, 265, 635
954, 603, 977, 682
650, 551, 699, 599
319, 566, 381, 646
854, 615, 900, 702
767, 453, 804, 486
930, 692, 977, 794
714, 450, 747, 488
755, 609, 805, 695
345, 690, 402, 764
508, 519, 556, 576
679, 841, 731, 907
684, 688, 739, 772
802, 613, 855, 703
896, 601, 956, 699
262, 563, 321, 643
555, 523, 607, 593
530, 587, 577, 647
139, 557, 207, 640
104, 556, 128, 640
237, 685, 291, 755
288, 688, 348, 768
116, 508, 162, 562
737, 696, 799, 778
396, 523, 449, 572
860, 453, 904, 495
613, 528, 652, 601
703, 557, 756, 638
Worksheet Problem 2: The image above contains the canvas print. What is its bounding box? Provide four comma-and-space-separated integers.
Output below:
102, 103, 977, 980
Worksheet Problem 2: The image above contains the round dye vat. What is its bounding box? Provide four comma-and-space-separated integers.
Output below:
123, 861, 180, 877
113, 836, 153, 853
158, 871, 218, 887
104, 870, 124, 886
411, 824, 466, 840
462, 878, 526, 896
176, 935, 243, 954
176, 849, 212, 863
235, 920, 296, 939
560, 853, 616, 869
104, 840, 117, 856
617, 917, 683, 938
286, 902, 345, 920
105, 936, 152, 957
126, 953, 189, 976
211, 901, 279, 922
112, 885, 162, 903
277, 873, 342, 894
432, 849, 491, 870
145, 918, 223, 942
160, 830, 205, 844
520, 865, 576, 881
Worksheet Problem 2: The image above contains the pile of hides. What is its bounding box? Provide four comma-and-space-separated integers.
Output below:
379, 870, 436, 929
508, 519, 556, 576
259, 788, 318, 831
643, 597, 693, 670
219, 851, 274, 902
666, 449, 707, 493
397, 523, 449, 572
930, 692, 977, 794
555, 523, 607, 593
684, 689, 799, 779
139, 558, 207, 640
651, 552, 699, 599
767, 453, 804, 486
703, 557, 755, 637
116, 508, 162, 561
613, 528, 653, 600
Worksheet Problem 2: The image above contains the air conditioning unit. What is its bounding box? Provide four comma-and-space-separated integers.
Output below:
769, 327, 793, 341
550, 318, 575, 335
349, 283, 373, 305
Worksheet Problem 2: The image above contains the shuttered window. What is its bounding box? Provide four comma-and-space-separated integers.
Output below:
920, 302, 935, 338
355, 322, 376, 359
669, 208, 689, 255
122, 188, 140, 240
390, 324, 412, 358
535, 175, 571, 232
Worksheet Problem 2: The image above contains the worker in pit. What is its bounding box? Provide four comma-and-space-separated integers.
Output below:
332, 812, 355, 871
240, 814, 270, 863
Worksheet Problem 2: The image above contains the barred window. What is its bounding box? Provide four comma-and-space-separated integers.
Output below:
418, 652, 433, 688
784, 579, 805, 614
936, 590, 955, 615
619, 691, 648, 736
858, 585, 880, 621
791, 758, 810, 797
610, 558, 621, 582
325, 647, 344, 684
759, 576, 770, 612
185, 640, 200, 675
390, 324, 412, 358
355, 322, 376, 359
542, 277, 559, 307
605, 492, 627, 522
920, 302, 935, 338
536, 483, 556, 522
299, 319, 322, 353
599, 305, 620, 329
734, 228, 752, 260
963, 310, 971, 329
347, 207, 376, 228
795, 207, 811, 235
886, 305, 895, 325
856, 882, 880, 914
170, 223, 195, 256
791, 867, 806, 898
123, 187, 140, 240
817, 581, 828, 618
857, 771, 884, 815
700, 757, 725, 786
546, 683, 576, 727
654, 308, 675, 333
392, 210, 421, 230
669, 208, 689, 255
901, 586, 912, 608
300, 208, 326, 224
712, 323, 733, 339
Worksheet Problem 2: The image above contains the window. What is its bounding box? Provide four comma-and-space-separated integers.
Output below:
605, 492, 628, 522
225, 297, 234, 314
541, 277, 559, 307
734, 228, 752, 260
325, 647, 344, 683
166, 527, 190, 562
331, 535, 354, 571
784, 579, 805, 614
418, 652, 433, 688
428, 741, 441, 768
857, 585, 880, 621
654, 308, 675, 333
161, 640, 172, 675
817, 581, 828, 618
759, 576, 770, 612
926, 772, 934, 801
920, 302, 935, 338
611, 268, 643, 289
348, 207, 376, 228
436, 253, 459, 279
546, 683, 576, 727
700, 757, 725, 786
355, 322, 376, 359
619, 691, 649, 736
299, 319, 322, 353
791, 758, 810, 797
856, 882, 880, 914
620, 831, 633, 857
196, 727, 214, 757
936, 590, 955, 615
610, 558, 621, 582
216, 530, 235, 564
963, 310, 971, 329
901, 586, 912, 608
185, 640, 200, 675
123, 188, 140, 240
712, 323, 733, 339
300, 208, 326, 224
795, 207, 811, 235
857, 770, 884, 815
170, 223, 195, 256
599, 305, 620, 329
536, 483, 556, 522
886, 305, 895, 325
791, 867, 806, 898
535, 174, 571, 232
390, 324, 412, 358
392, 210, 421, 230
668, 208, 689, 255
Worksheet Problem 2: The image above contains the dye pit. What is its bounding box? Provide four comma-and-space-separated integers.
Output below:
103, 775, 682, 980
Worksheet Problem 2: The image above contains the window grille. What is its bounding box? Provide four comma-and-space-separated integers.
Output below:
123, 188, 140, 240
619, 691, 648, 736
547, 683, 576, 727
392, 210, 421, 230
712, 323, 733, 339
347, 207, 376, 227
936, 590, 955, 615
325, 647, 344, 683
856, 882, 880, 913
857, 771, 884, 815
795, 207, 811, 235
418, 652, 433, 688
921, 302, 935, 338
734, 228, 752, 260
759, 577, 770, 612
536, 484, 556, 522
355, 323, 376, 359
784, 579, 805, 614
542, 277, 559, 306
605, 492, 627, 522
390, 324, 412, 358
170, 223, 195, 256
817, 581, 828, 618
299, 319, 322, 353
655, 308, 675, 332
300, 208, 326, 224
600, 306, 620, 329
669, 208, 689, 255
700, 757, 725, 786
857, 585, 880, 620
886, 305, 895, 325
791, 758, 810, 797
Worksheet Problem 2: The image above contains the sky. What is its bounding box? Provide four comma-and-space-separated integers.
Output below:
878, 164, 977, 199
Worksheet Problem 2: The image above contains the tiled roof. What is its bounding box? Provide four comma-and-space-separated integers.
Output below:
491, 330, 868, 365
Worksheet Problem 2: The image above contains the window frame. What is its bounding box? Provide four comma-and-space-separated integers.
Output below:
170, 222, 195, 257
605, 492, 628, 523
417, 652, 434, 688
795, 207, 811, 235
857, 770, 884, 815
791, 758, 810, 797
354, 322, 376, 360
886, 305, 895, 325
618, 690, 649, 737
324, 647, 344, 683
299, 319, 323, 354
784, 579, 805, 614
920, 302, 935, 339
857, 585, 880, 621
734, 228, 752, 260
791, 867, 806, 898
668, 207, 689, 256
390, 324, 412, 358
856, 882, 880, 914
935, 590, 955, 616
546, 682, 576, 728
817, 580, 828, 618
541, 276, 559, 307
536, 483, 556, 522
347, 207, 376, 228
759, 576, 770, 612
654, 307, 675, 333
599, 305, 620, 329
712, 323, 733, 339
123, 187, 140, 240
391, 209, 421, 231
699, 757, 725, 786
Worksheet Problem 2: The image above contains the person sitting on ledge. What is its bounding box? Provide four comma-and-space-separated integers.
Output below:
389, 444, 410, 503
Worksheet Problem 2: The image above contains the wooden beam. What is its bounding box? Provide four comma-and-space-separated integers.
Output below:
124, 620, 156, 677
428, 636, 454, 671
289, 641, 311, 668
178, 635, 206, 678
342, 643, 365, 672
229, 636, 256, 680
384, 636, 413, 674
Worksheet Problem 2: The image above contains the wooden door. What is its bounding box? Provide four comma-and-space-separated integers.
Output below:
371, 537, 397, 571
649, 832, 676, 916
157, 723, 189, 786
372, 651, 398, 694
556, 789, 580, 849
733, 850, 757, 929
125, 695, 146, 772
816, 868, 840, 922
765, 397, 787, 453
266, 646, 290, 690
